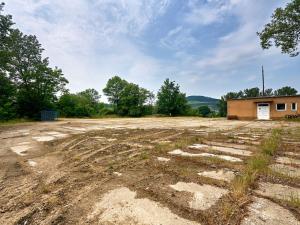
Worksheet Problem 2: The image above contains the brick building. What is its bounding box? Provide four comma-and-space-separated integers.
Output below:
227, 95, 300, 120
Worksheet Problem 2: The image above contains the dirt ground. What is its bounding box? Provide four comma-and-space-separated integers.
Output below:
0, 117, 299, 225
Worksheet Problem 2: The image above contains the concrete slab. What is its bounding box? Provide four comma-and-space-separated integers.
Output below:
169, 182, 228, 210
269, 163, 300, 178
10, 145, 30, 156
198, 169, 236, 182
241, 197, 298, 225
255, 182, 300, 201
276, 156, 300, 166
157, 157, 170, 162
189, 144, 252, 156
32, 136, 55, 142
88, 187, 201, 225
168, 149, 243, 162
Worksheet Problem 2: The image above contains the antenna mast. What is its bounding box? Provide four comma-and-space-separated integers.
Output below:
262, 65, 265, 96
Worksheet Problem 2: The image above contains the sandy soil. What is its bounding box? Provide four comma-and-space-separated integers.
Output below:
0, 117, 299, 225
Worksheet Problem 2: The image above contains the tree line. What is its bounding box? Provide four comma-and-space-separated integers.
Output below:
1, 1, 299, 121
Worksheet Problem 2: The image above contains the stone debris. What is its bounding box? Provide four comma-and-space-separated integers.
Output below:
169, 182, 228, 210
168, 149, 243, 162
189, 144, 252, 156
255, 182, 300, 201
88, 187, 201, 225
28, 160, 37, 167
198, 169, 236, 182
241, 197, 298, 225
107, 138, 117, 142
113, 172, 122, 176
157, 157, 170, 162
276, 156, 300, 166
269, 163, 300, 178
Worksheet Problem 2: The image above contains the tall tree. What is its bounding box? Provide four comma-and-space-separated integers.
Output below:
257, 0, 300, 57
156, 78, 188, 116
103, 76, 128, 112
0, 3, 68, 119
103, 76, 153, 117
274, 86, 298, 96
0, 3, 16, 120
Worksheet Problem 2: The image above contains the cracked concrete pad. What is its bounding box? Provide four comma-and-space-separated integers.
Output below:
10, 145, 31, 156
198, 169, 236, 182
285, 152, 300, 157
157, 157, 170, 162
269, 163, 300, 178
88, 187, 201, 225
32, 136, 55, 142
241, 197, 298, 225
255, 182, 300, 201
168, 149, 242, 162
189, 144, 252, 156
237, 136, 257, 141
276, 156, 300, 165
62, 126, 86, 131
169, 182, 228, 210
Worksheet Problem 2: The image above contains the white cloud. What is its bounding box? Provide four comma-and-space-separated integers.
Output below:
160, 26, 197, 49
185, 0, 240, 25
5, 0, 170, 99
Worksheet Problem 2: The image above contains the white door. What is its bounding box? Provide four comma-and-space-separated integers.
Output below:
257, 103, 270, 120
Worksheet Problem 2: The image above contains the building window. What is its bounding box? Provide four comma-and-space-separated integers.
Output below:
291, 103, 297, 111
276, 103, 286, 111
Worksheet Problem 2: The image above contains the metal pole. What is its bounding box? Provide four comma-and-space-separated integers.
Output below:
262, 65, 265, 96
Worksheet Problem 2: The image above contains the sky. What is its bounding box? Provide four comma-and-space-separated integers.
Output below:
4, 0, 300, 100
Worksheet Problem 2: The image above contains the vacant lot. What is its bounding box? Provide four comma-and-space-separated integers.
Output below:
0, 117, 299, 225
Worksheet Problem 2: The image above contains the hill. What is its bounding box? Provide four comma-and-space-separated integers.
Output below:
186, 95, 219, 111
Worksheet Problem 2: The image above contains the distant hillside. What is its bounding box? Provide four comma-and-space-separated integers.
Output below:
186, 95, 219, 111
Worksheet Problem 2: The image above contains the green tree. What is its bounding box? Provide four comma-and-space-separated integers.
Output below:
0, 4, 68, 119
103, 76, 153, 117
156, 78, 188, 116
257, 0, 300, 57
198, 105, 211, 117
274, 86, 298, 96
58, 90, 103, 117
0, 3, 16, 120
243, 87, 260, 97
261, 88, 273, 96
103, 76, 128, 112
117, 84, 150, 116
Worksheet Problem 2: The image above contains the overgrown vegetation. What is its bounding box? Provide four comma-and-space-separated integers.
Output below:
231, 129, 282, 199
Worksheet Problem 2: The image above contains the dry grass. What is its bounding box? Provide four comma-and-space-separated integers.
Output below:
231, 129, 282, 199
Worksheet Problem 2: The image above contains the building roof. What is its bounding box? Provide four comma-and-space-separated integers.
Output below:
228, 95, 300, 101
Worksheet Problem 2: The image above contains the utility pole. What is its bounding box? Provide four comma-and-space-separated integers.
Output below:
262, 65, 265, 96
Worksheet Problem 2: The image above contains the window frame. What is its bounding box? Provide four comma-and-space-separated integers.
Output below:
291, 102, 297, 111
276, 103, 286, 111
